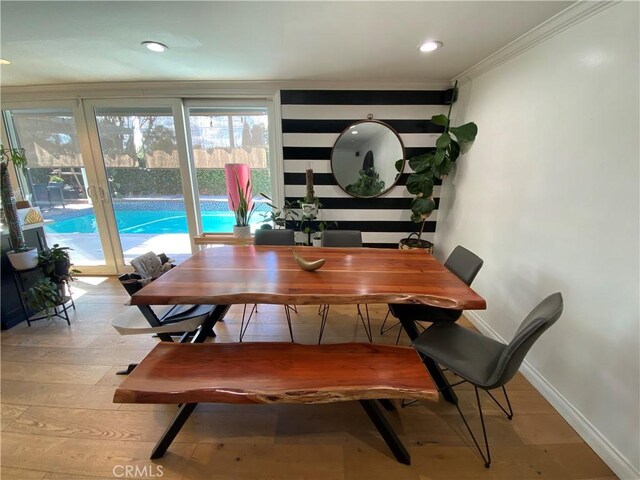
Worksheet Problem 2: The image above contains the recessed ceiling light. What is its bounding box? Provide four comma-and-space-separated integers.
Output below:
141, 41, 168, 52
351, 130, 358, 135
419, 41, 443, 53
0, 59, 11, 65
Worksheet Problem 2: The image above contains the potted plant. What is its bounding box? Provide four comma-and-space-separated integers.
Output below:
396, 85, 478, 251
258, 194, 299, 229
300, 168, 319, 218
298, 211, 338, 246
224, 164, 258, 238
38, 243, 80, 289
48, 172, 64, 185
0, 145, 39, 270
345, 167, 386, 197
23, 278, 62, 319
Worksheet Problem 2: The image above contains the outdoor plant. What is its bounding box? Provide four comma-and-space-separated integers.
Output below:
0, 145, 29, 252
48, 174, 64, 183
396, 85, 478, 245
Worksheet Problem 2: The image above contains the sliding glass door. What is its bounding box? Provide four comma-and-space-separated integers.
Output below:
2, 105, 113, 271
84, 100, 197, 267
184, 102, 273, 232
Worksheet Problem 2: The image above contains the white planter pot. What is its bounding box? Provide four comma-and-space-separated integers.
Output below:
7, 248, 39, 271
300, 202, 318, 218
233, 225, 251, 238
312, 235, 322, 247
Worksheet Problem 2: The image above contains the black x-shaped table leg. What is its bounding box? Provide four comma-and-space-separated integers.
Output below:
150, 400, 410, 464
399, 318, 458, 405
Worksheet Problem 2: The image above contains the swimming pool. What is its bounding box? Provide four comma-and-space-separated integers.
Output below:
46, 210, 263, 234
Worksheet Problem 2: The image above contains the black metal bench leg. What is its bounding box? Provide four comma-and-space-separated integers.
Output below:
399, 318, 458, 405
116, 363, 138, 375
192, 305, 230, 344
360, 400, 410, 465
150, 402, 197, 459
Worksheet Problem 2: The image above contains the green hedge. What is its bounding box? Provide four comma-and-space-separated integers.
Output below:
26, 167, 271, 197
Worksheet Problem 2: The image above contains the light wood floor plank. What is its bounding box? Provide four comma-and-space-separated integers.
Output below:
7, 406, 278, 444
183, 443, 344, 480
0, 466, 46, 480
0, 381, 118, 410
1, 432, 194, 479
1, 362, 112, 385
0, 403, 29, 430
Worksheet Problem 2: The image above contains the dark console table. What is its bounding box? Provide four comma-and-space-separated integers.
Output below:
1, 223, 49, 329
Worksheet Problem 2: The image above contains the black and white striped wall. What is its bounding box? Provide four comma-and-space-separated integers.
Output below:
280, 90, 451, 248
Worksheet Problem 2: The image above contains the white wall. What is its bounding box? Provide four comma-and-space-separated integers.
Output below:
435, 3, 639, 478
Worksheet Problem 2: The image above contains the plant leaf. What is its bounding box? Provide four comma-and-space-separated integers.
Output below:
408, 153, 434, 174
430, 114, 449, 127
394, 159, 404, 173
405, 174, 434, 196
436, 132, 451, 149
449, 122, 478, 143
433, 148, 446, 166
449, 140, 460, 163
435, 158, 452, 178
411, 197, 436, 217
410, 213, 423, 223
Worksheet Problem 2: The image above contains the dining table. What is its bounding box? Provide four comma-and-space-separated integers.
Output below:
131, 245, 487, 404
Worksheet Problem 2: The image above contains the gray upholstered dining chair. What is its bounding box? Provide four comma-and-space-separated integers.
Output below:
240, 229, 296, 342
411, 292, 563, 468
381, 245, 484, 343
318, 230, 372, 343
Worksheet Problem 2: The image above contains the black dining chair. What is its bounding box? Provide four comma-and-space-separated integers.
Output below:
381, 245, 484, 344
240, 229, 296, 342
318, 230, 372, 343
411, 292, 564, 468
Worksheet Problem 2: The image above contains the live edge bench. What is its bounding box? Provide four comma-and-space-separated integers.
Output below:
113, 342, 438, 464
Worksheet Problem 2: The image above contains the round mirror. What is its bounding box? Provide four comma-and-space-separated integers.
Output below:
331, 120, 405, 198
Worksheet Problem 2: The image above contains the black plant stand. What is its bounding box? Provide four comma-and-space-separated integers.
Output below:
13, 267, 75, 326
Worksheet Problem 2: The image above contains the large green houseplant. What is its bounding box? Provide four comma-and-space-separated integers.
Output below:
0, 145, 39, 270
397, 87, 478, 249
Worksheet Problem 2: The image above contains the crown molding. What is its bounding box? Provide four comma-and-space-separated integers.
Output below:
0, 80, 452, 103
452, 0, 619, 85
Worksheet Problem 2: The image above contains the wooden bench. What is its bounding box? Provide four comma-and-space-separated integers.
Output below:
113, 342, 437, 464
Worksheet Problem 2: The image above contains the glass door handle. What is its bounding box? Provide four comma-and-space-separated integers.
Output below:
98, 186, 106, 202
87, 185, 97, 201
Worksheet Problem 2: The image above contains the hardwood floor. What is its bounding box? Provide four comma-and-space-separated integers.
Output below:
1, 277, 617, 480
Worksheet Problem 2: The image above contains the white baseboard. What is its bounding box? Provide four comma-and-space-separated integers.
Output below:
465, 310, 640, 480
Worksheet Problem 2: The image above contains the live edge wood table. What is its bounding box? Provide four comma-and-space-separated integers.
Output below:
126, 246, 486, 462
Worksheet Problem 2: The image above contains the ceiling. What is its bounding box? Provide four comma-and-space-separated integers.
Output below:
0, 1, 572, 87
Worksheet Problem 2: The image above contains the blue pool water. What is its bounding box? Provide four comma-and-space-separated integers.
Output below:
46, 210, 262, 234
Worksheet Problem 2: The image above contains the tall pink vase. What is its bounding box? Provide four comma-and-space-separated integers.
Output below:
224, 163, 252, 211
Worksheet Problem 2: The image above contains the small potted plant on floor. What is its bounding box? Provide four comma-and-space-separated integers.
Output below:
397, 84, 478, 251
0, 145, 39, 270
